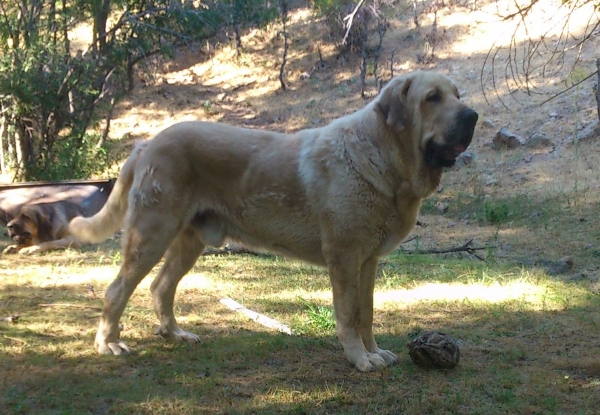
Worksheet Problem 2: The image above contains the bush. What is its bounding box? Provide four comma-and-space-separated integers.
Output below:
0, 0, 280, 181
30, 134, 117, 181
484, 201, 510, 224
311, 0, 395, 53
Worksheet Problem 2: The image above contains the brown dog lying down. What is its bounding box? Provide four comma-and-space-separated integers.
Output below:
69, 71, 478, 372
4, 201, 85, 255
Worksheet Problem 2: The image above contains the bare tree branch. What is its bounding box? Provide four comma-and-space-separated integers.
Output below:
483, 0, 600, 106
538, 69, 599, 106
342, 0, 365, 46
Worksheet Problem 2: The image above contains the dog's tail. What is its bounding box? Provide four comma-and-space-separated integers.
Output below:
69, 142, 147, 244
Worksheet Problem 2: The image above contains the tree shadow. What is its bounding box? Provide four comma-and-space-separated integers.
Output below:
1, 277, 599, 414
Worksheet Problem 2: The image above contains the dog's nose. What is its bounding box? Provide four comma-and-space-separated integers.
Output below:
460, 108, 478, 127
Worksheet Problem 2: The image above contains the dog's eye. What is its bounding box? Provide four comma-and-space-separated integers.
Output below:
426, 90, 441, 103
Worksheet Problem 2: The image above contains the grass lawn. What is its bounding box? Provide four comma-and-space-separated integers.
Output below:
1, 237, 599, 414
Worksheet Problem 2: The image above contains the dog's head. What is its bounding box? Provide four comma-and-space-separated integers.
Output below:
376, 71, 478, 168
6, 206, 43, 247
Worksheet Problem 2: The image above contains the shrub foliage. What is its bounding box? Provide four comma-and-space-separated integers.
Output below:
0, 0, 278, 181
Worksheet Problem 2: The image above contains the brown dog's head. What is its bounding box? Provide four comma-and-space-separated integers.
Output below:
376, 71, 478, 168
6, 206, 46, 247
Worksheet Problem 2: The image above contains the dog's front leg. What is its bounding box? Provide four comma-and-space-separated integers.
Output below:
358, 256, 398, 365
2, 244, 21, 254
327, 253, 388, 372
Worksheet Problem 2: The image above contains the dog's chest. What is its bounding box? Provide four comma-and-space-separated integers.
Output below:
373, 199, 421, 256
375, 220, 415, 256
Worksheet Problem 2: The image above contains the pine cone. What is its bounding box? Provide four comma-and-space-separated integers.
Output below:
407, 331, 460, 369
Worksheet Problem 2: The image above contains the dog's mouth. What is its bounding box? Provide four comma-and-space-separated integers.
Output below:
425, 140, 470, 168
12, 232, 32, 245
424, 108, 478, 168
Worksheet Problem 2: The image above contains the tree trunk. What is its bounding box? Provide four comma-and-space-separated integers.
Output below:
0, 112, 6, 176
15, 121, 34, 181
127, 55, 135, 92
93, 0, 111, 52
596, 59, 600, 123
279, 0, 289, 91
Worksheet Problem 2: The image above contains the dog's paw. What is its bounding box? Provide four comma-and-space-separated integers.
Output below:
374, 348, 398, 365
173, 329, 201, 344
354, 350, 398, 372
96, 340, 131, 355
353, 353, 382, 372
2, 245, 19, 254
18, 245, 41, 255
154, 327, 201, 344
355, 357, 376, 372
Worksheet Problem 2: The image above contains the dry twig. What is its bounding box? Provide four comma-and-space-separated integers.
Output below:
38, 303, 102, 311
404, 239, 489, 261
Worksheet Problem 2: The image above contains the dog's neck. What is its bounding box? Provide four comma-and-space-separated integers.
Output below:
365, 105, 444, 200
324, 103, 444, 201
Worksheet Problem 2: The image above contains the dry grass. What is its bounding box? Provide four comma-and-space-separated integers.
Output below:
2, 0, 600, 413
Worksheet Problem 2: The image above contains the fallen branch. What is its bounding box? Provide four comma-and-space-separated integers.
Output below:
404, 239, 489, 261
230, 81, 257, 93
402, 236, 418, 244
202, 243, 270, 257
220, 298, 292, 335
3, 335, 27, 345
38, 303, 102, 311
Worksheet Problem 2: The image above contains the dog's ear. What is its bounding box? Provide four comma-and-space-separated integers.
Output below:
376, 75, 414, 132
32, 207, 53, 241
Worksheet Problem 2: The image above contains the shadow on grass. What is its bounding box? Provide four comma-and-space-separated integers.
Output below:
1, 256, 600, 414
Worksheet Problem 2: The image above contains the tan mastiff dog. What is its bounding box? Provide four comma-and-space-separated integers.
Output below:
69, 71, 478, 372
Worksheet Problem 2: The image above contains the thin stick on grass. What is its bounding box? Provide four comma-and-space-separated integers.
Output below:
220, 298, 292, 335
4, 335, 27, 345
404, 239, 489, 261
38, 303, 102, 311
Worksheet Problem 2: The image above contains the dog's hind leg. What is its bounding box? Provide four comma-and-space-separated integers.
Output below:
151, 226, 206, 344
95, 214, 180, 355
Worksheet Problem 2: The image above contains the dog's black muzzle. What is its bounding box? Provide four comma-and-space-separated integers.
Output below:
6, 223, 31, 244
424, 108, 478, 168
